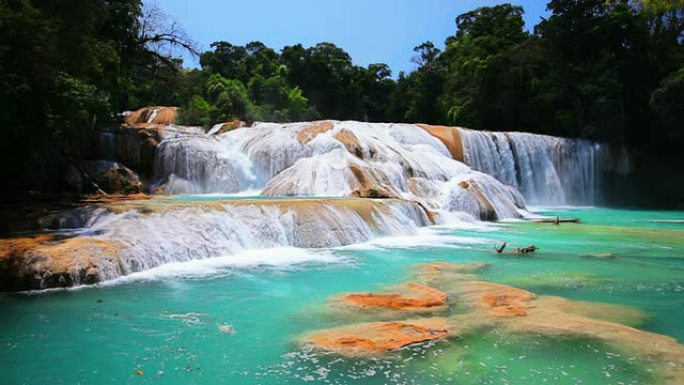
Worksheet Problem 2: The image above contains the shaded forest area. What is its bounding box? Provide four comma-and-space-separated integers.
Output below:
1, 0, 683, 195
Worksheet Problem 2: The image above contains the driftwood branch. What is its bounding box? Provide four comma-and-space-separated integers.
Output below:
57, 150, 108, 196
533, 217, 581, 224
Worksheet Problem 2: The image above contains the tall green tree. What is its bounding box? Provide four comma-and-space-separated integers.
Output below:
439, 4, 529, 128
0, 0, 196, 190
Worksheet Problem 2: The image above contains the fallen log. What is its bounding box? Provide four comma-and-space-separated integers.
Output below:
533, 217, 581, 224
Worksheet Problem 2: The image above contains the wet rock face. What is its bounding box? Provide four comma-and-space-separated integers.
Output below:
295, 121, 334, 144
207, 120, 246, 135
0, 235, 125, 291
96, 125, 161, 178
252, 121, 526, 220
65, 160, 145, 194
417, 124, 464, 161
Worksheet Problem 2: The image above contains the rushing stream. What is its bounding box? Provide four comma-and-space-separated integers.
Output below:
2, 206, 682, 385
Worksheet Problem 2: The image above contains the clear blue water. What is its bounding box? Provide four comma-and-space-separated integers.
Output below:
1, 207, 683, 385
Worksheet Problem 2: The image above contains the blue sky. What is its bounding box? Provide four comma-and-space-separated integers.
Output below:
155, 0, 549, 75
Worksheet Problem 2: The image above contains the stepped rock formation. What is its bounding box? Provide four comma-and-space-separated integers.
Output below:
0, 198, 430, 290
9, 112, 615, 289
153, 121, 528, 220
91, 110, 609, 209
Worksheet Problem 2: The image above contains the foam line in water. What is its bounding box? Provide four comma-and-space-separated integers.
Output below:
340, 227, 497, 250
17, 247, 349, 294
100, 247, 348, 285
527, 205, 597, 213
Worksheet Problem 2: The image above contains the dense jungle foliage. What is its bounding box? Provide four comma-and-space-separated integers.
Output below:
1, 0, 683, 191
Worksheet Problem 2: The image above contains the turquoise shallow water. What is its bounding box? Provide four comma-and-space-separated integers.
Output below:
1, 207, 683, 385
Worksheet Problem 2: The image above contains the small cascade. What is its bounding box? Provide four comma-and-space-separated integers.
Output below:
97, 130, 117, 161
458, 128, 606, 205
153, 136, 258, 194
28, 199, 431, 284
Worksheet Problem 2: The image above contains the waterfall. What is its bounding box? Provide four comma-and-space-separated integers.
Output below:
28, 199, 430, 285
150, 121, 528, 220
458, 128, 606, 205
97, 130, 117, 161
153, 135, 259, 194
150, 121, 612, 215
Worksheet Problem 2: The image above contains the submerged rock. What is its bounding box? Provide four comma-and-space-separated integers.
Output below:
305, 318, 452, 355
339, 283, 448, 312
302, 261, 684, 385
218, 324, 236, 334
416, 262, 684, 385
583, 252, 616, 259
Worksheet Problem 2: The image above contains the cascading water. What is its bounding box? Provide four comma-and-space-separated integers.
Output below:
151, 121, 529, 220
97, 130, 117, 161
153, 135, 258, 194
5, 120, 621, 289
457, 128, 606, 205
24, 199, 430, 285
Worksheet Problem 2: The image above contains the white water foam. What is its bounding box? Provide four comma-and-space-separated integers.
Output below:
340, 227, 497, 251
100, 247, 348, 285
458, 128, 606, 205
151, 121, 528, 220
526, 205, 597, 213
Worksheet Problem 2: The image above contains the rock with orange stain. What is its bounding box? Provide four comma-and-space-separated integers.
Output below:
334, 128, 365, 158
340, 283, 447, 311
301, 260, 684, 384
210, 120, 246, 135
125, 106, 177, 126
482, 288, 535, 307
0, 235, 125, 290
459, 180, 498, 221
305, 318, 451, 355
0, 234, 56, 261
347, 164, 401, 199
411, 263, 534, 317
296, 121, 334, 144
457, 280, 536, 317
416, 124, 464, 161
